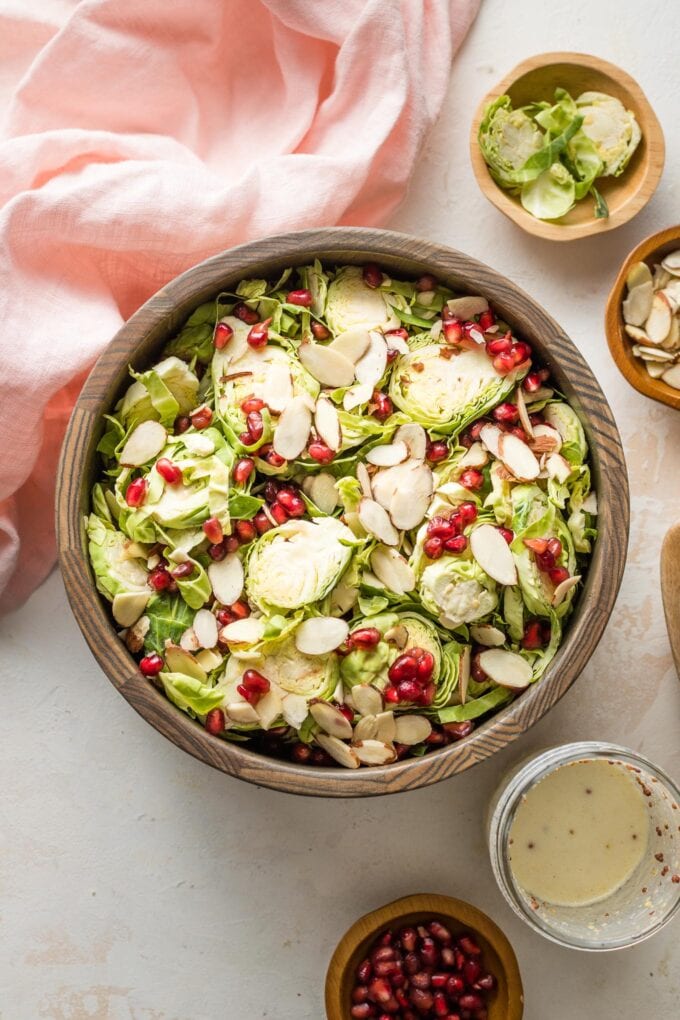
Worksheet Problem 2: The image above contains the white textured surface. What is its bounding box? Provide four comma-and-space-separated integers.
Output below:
3, 1, 680, 1017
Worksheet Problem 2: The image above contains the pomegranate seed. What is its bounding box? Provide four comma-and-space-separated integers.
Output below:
202, 517, 224, 545
464, 960, 481, 985
205, 708, 225, 734
400, 928, 417, 952
493, 352, 516, 375
241, 396, 265, 414
424, 536, 444, 559
368, 977, 392, 1003
511, 341, 532, 364
385, 327, 409, 343
311, 321, 331, 340
261, 445, 287, 468
384, 685, 400, 704
523, 537, 549, 555
208, 542, 227, 561
428, 516, 459, 539
486, 333, 512, 356
547, 537, 563, 558
276, 488, 306, 517
459, 469, 484, 491
125, 477, 148, 507
459, 994, 483, 1011
229, 600, 250, 619
395, 988, 410, 1007
269, 502, 289, 525
397, 679, 421, 702
171, 561, 194, 579
148, 567, 171, 591
443, 318, 464, 344
474, 973, 496, 991
263, 480, 280, 503
350, 1006, 374, 1019
420, 937, 438, 968
213, 321, 234, 349
444, 535, 468, 554
308, 440, 335, 463
254, 510, 273, 534
388, 653, 419, 684
417, 651, 435, 682
224, 535, 240, 553
236, 684, 257, 704
239, 430, 254, 446
246, 411, 264, 442
428, 921, 452, 943
410, 988, 434, 1012
425, 729, 446, 746
191, 405, 213, 429
156, 458, 182, 484
233, 458, 255, 485
427, 440, 449, 463
139, 653, 163, 677
458, 935, 481, 956
374, 959, 400, 978
216, 608, 235, 626
434, 992, 449, 1017
417, 273, 438, 291
235, 519, 256, 543
440, 947, 456, 968
371, 391, 393, 422
352, 986, 369, 1004
233, 302, 259, 325
339, 704, 354, 723
349, 627, 381, 649
498, 527, 514, 544
549, 566, 570, 585
458, 501, 478, 526
174, 414, 191, 434
386, 348, 399, 363
471, 652, 487, 683
523, 371, 542, 392
493, 402, 519, 424
241, 670, 269, 695
418, 681, 435, 706
410, 972, 431, 990
362, 263, 383, 289
536, 550, 555, 571
404, 952, 420, 975
431, 973, 449, 989
247, 316, 272, 349
447, 975, 465, 996
291, 743, 312, 764
478, 308, 495, 331
286, 288, 312, 307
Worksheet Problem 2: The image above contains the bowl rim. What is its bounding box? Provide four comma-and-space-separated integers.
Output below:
56, 226, 630, 798
469, 51, 666, 242
323, 892, 524, 1020
605, 224, 680, 410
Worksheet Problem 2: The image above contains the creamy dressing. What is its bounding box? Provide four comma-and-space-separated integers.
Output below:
508, 760, 650, 907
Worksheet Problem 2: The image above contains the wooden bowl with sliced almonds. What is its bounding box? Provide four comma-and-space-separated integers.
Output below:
606, 225, 680, 409
57, 227, 628, 797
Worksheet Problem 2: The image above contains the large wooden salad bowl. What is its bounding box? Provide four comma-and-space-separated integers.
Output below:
56, 228, 628, 796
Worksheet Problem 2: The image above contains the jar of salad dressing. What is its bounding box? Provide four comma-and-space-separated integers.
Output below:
487, 743, 680, 950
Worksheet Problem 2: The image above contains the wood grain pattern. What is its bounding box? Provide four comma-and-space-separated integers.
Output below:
469, 52, 665, 242
324, 893, 523, 1020
605, 224, 680, 410
661, 523, 680, 680
55, 227, 629, 797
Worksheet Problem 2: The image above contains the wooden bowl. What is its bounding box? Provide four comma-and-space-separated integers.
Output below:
605, 224, 680, 410
324, 893, 524, 1019
56, 227, 629, 797
469, 52, 665, 241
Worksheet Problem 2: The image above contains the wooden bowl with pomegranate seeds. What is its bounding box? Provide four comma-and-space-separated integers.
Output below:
325, 893, 524, 1019
56, 227, 628, 797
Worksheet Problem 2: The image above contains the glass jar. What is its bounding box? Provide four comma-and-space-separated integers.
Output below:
488, 742, 680, 950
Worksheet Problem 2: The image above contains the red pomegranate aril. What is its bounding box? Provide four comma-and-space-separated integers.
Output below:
400, 927, 418, 953
418, 681, 435, 706
428, 921, 452, 944
205, 708, 225, 734
498, 527, 514, 545
443, 318, 464, 344
410, 972, 431, 990
444, 719, 474, 741
224, 535, 240, 553
471, 652, 487, 683
459, 469, 484, 491
404, 952, 420, 975
535, 550, 555, 572
425, 729, 446, 746
434, 992, 449, 1017
264, 446, 287, 468
395, 989, 410, 1008
417, 273, 438, 291
236, 684, 257, 704
270, 502, 289, 525
386, 348, 399, 363
125, 477, 148, 507
216, 608, 235, 626
239, 430, 254, 446
523, 537, 549, 555
352, 986, 370, 1004
139, 653, 163, 677
241, 396, 266, 414
174, 414, 191, 434
522, 620, 543, 650
549, 566, 570, 585
254, 510, 273, 534
350, 1005, 374, 1019
291, 742, 312, 764
213, 321, 234, 349
246, 411, 264, 443
263, 480, 280, 503
417, 651, 435, 682
191, 405, 213, 429
286, 288, 313, 307
410, 988, 434, 1012
368, 978, 392, 1004
511, 341, 532, 364
397, 679, 421, 702
276, 488, 306, 517
474, 973, 496, 991
308, 440, 335, 463
464, 960, 481, 986
478, 308, 496, 331
493, 352, 516, 375
385, 327, 409, 343
444, 534, 468, 554
493, 402, 519, 424
171, 561, 194, 579
247, 316, 272, 349
363, 263, 383, 289
431, 973, 449, 989
388, 653, 419, 684
233, 301, 259, 324
156, 458, 182, 484
458, 935, 481, 956
374, 960, 400, 978
420, 937, 438, 967
459, 994, 483, 1011
428, 516, 455, 538
485, 333, 512, 356
440, 947, 456, 968
311, 321, 331, 340
338, 704, 354, 723
426, 440, 449, 463
522, 371, 543, 392
458, 501, 478, 526
447, 974, 465, 996
202, 516, 224, 545
547, 537, 563, 558
372, 391, 393, 422
233, 458, 255, 485
208, 541, 227, 561
424, 536, 444, 559
350, 627, 381, 649
235, 519, 256, 543
148, 567, 171, 591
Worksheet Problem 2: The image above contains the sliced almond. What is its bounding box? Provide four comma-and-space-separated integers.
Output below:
328, 327, 371, 363
370, 545, 415, 594
394, 714, 432, 745
353, 715, 379, 741
626, 260, 653, 290
179, 627, 200, 652
498, 433, 540, 481
635, 346, 676, 361
662, 315, 680, 352
515, 387, 534, 438
661, 250, 680, 276
112, 591, 150, 627
552, 574, 581, 607
394, 423, 427, 462
366, 441, 408, 467
358, 498, 399, 546
479, 423, 502, 457
257, 362, 293, 414
661, 363, 680, 389
458, 442, 488, 469
226, 701, 260, 724
273, 396, 312, 460
352, 684, 384, 717
582, 491, 598, 514
193, 608, 218, 649
352, 739, 397, 766
384, 624, 408, 649
298, 342, 356, 387
256, 685, 283, 730
306, 472, 338, 514
478, 648, 532, 690
164, 643, 207, 681
445, 296, 488, 320
219, 616, 265, 646
545, 453, 572, 484
622, 281, 654, 327
375, 710, 396, 743
530, 423, 562, 453
120, 420, 167, 467
316, 733, 360, 769
182, 433, 214, 456
310, 700, 353, 739
470, 624, 506, 647
122, 540, 148, 561
389, 463, 433, 531
470, 523, 518, 586
459, 644, 470, 705
314, 397, 341, 452
295, 616, 349, 655
624, 324, 652, 344
208, 553, 244, 607
195, 648, 223, 672
355, 331, 388, 388
281, 692, 309, 730
371, 460, 420, 510
646, 361, 668, 378
384, 332, 409, 355
343, 382, 373, 411
645, 292, 673, 344
357, 462, 373, 499
125, 614, 150, 654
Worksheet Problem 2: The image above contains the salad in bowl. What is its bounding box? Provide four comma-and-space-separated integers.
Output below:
87, 261, 596, 769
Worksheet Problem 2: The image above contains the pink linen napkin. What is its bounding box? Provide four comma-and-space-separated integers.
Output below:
0, 0, 479, 614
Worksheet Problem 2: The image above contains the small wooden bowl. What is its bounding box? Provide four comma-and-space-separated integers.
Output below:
325, 893, 524, 1019
605, 224, 680, 410
469, 52, 665, 241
